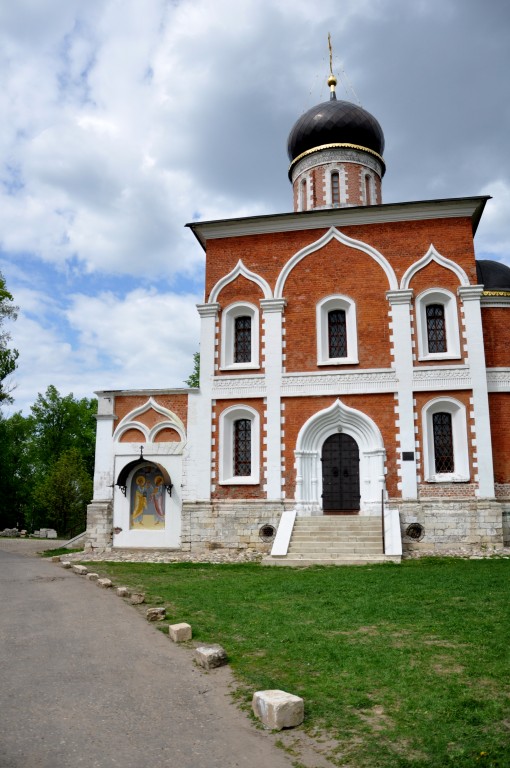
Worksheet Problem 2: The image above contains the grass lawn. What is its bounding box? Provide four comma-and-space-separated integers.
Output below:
90, 558, 510, 767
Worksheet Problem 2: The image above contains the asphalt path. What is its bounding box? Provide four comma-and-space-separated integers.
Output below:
0, 547, 292, 768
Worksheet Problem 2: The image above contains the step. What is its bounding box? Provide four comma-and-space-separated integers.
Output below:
262, 555, 401, 567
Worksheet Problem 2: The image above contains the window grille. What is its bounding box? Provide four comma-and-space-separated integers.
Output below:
234, 316, 251, 363
331, 171, 340, 205
432, 412, 454, 473
426, 304, 447, 353
328, 309, 347, 358
233, 419, 251, 476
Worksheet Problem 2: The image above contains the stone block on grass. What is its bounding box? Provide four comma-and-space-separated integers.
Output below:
61, 561, 72, 569
116, 586, 130, 597
97, 578, 113, 589
51, 555, 61, 563
86, 573, 99, 581
146, 607, 166, 622
194, 644, 227, 670
252, 690, 304, 730
129, 592, 145, 605
72, 565, 88, 575
168, 623, 192, 642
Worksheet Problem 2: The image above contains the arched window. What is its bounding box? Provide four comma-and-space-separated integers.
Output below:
432, 412, 454, 473
426, 304, 447, 353
301, 179, 307, 211
220, 303, 259, 370
331, 171, 340, 206
219, 405, 260, 484
416, 289, 461, 361
422, 398, 469, 482
234, 316, 251, 363
317, 295, 358, 365
328, 309, 347, 358
364, 175, 371, 205
233, 419, 251, 476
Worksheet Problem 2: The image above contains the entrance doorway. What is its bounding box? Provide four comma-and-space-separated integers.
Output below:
321, 433, 360, 514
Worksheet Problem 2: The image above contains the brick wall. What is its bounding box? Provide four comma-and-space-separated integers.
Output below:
489, 393, 510, 483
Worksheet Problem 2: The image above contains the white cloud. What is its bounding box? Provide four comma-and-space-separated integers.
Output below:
476, 180, 510, 265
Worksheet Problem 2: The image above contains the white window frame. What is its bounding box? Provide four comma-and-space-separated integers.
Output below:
416, 288, 461, 361
317, 295, 359, 366
220, 302, 260, 370
219, 404, 260, 485
422, 397, 470, 483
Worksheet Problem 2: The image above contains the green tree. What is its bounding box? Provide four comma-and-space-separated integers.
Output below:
33, 448, 93, 536
0, 412, 34, 529
0, 272, 19, 405
185, 352, 200, 387
30, 385, 97, 475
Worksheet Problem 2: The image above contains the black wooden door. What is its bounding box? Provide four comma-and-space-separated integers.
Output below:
321, 433, 360, 514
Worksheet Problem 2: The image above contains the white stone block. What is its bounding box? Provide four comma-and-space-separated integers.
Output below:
97, 578, 113, 588
72, 565, 88, 575
60, 561, 72, 569
252, 690, 304, 730
129, 592, 145, 604
168, 623, 192, 642
116, 586, 130, 597
194, 644, 227, 669
86, 573, 99, 581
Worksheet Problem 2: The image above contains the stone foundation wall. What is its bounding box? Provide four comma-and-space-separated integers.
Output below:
501, 503, 510, 546
86, 501, 113, 549
181, 501, 291, 553
396, 498, 504, 554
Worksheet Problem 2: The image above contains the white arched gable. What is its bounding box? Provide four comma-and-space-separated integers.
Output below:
275, 227, 398, 298
114, 397, 186, 442
209, 260, 272, 303
297, 399, 384, 453
400, 244, 470, 290
295, 399, 386, 515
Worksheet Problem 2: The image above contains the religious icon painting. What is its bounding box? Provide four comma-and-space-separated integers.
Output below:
130, 464, 166, 530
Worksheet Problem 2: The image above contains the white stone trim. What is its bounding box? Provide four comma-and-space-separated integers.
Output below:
220, 301, 260, 370
219, 404, 260, 485
401, 244, 470, 290
270, 508, 297, 556
294, 399, 386, 515
316, 294, 359, 365
415, 287, 461, 361
480, 294, 510, 307
487, 368, 510, 392
208, 260, 272, 303
412, 365, 471, 390
458, 285, 494, 497
275, 227, 398, 298
386, 289, 418, 498
113, 397, 186, 442
421, 397, 470, 483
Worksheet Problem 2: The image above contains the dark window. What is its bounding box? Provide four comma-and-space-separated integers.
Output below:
328, 309, 347, 358
233, 419, 251, 476
331, 171, 340, 205
432, 412, 454, 473
426, 304, 447, 353
234, 316, 251, 363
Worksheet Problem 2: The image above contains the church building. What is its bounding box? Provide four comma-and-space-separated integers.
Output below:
86, 70, 510, 563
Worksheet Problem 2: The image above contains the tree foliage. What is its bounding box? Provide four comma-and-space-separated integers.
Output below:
185, 352, 200, 388
0, 272, 19, 404
0, 386, 97, 535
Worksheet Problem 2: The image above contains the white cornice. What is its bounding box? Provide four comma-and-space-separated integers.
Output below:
487, 368, 510, 392
186, 196, 489, 249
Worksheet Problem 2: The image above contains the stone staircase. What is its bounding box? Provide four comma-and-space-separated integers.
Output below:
263, 515, 401, 566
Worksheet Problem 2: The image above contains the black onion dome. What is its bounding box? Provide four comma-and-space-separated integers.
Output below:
476, 260, 510, 291
287, 98, 385, 165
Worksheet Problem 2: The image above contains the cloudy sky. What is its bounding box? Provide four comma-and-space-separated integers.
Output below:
1, 0, 509, 414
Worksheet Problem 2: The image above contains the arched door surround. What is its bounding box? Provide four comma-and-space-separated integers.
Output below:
295, 399, 386, 516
